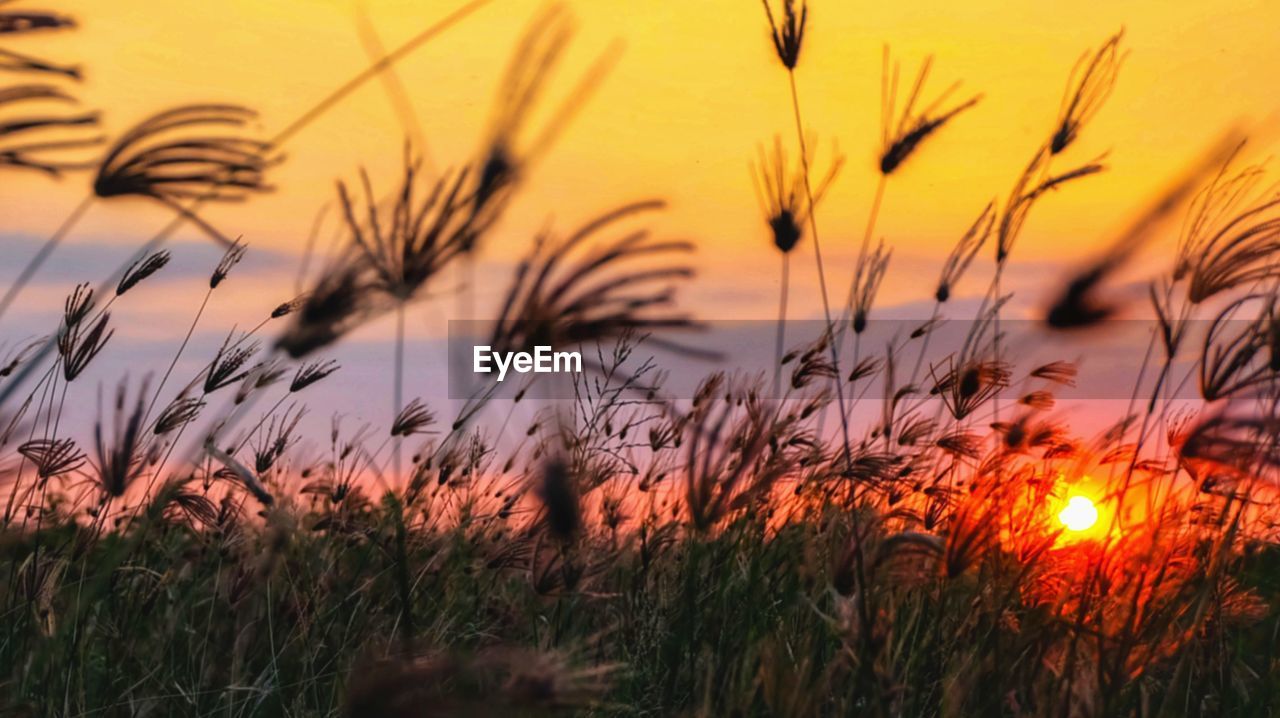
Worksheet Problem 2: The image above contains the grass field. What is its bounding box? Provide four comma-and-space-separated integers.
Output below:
5, 2, 1280, 716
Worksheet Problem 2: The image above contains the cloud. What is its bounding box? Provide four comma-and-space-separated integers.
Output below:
0, 232, 296, 290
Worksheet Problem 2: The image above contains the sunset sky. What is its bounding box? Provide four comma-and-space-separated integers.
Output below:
3, 0, 1280, 425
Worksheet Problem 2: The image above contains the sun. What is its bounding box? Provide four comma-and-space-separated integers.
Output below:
1057, 495, 1099, 532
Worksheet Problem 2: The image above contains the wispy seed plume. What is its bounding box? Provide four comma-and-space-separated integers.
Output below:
879, 48, 982, 175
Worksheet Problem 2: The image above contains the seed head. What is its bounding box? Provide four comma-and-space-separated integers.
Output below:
1052, 30, 1125, 155
0, 85, 101, 174
879, 48, 981, 175
93, 379, 149, 497
252, 406, 305, 475
276, 268, 371, 358
998, 153, 1106, 263
270, 297, 303, 318
936, 202, 994, 303
94, 105, 279, 247
211, 239, 247, 288
0, 337, 41, 378
153, 396, 205, 435
1030, 361, 1077, 387
290, 359, 340, 393
751, 135, 843, 254
57, 310, 112, 381
850, 240, 892, 334
61, 282, 94, 327
470, 5, 611, 231
204, 335, 259, 394
117, 250, 170, 295
0, 2, 81, 79
391, 398, 435, 437
337, 154, 470, 302
19, 437, 85, 478
490, 200, 702, 362
760, 0, 807, 70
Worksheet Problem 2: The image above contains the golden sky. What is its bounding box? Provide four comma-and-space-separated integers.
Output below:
6, 0, 1280, 322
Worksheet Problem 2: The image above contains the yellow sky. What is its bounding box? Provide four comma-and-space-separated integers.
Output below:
5, 0, 1280, 320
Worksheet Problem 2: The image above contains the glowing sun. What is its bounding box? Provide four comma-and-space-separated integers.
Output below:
1058, 495, 1099, 532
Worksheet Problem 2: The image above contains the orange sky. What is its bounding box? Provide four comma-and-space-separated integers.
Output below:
5, 0, 1280, 326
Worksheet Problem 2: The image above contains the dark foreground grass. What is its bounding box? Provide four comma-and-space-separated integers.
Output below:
7, 499, 1280, 716
7, 2, 1280, 716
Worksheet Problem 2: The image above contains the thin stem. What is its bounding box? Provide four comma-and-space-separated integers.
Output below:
6, 364, 57, 525
0, 195, 94, 323
843, 174, 888, 318
232, 392, 291, 456
836, 174, 887, 427
786, 70, 853, 463
860, 174, 887, 279
267, 0, 495, 149
991, 261, 1004, 423
0, 212, 188, 410
0, 0, 492, 409
354, 3, 435, 176
787, 73, 833, 329
463, 253, 477, 322
907, 301, 942, 389
151, 388, 208, 488
393, 304, 406, 482
773, 253, 790, 398
145, 287, 213, 426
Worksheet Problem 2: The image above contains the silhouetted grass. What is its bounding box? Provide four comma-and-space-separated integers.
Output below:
4, 3, 1280, 717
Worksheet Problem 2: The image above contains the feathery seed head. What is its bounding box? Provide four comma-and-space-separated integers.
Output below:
1052, 30, 1125, 155
61, 282, 93, 328
94, 105, 279, 247
153, 396, 205, 435
57, 294, 112, 382
879, 48, 981, 175
204, 335, 259, 394
276, 268, 371, 358
936, 202, 995, 303
470, 5, 610, 231
391, 398, 435, 437
210, 239, 247, 288
93, 378, 149, 497
490, 200, 702, 361
751, 135, 842, 254
19, 437, 85, 478
760, 0, 807, 70
116, 250, 170, 295
290, 359, 339, 393
0, 3, 81, 79
0, 84, 101, 174
337, 154, 471, 302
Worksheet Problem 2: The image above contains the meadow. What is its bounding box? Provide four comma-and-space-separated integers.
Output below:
4, 1, 1280, 716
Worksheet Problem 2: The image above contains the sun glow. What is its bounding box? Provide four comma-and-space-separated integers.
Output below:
1058, 495, 1099, 532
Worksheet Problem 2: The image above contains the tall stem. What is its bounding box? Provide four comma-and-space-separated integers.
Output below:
907, 300, 942, 389
844, 173, 887, 314
786, 70, 853, 462
836, 174, 886, 429
0, 212, 188, 410
773, 253, 790, 398
267, 0, 494, 149
787, 73, 833, 329
393, 304, 406, 482
0, 195, 94, 322
861, 174, 887, 263
0, 0, 491, 408
991, 262, 1004, 424
391, 305, 413, 656
145, 287, 213, 425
